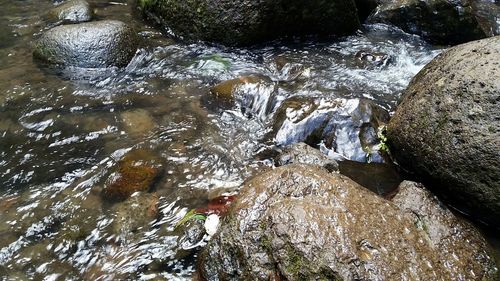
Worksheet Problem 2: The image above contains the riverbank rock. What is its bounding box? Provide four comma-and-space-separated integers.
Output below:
368, 0, 497, 45
270, 97, 389, 163
33, 20, 138, 68
47, 0, 93, 25
137, 0, 360, 46
387, 36, 500, 227
198, 164, 497, 280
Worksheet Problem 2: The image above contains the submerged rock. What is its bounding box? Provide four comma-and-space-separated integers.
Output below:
369, 0, 496, 45
33, 20, 138, 68
120, 109, 157, 136
47, 0, 93, 25
111, 192, 159, 238
137, 0, 360, 46
103, 149, 161, 201
388, 36, 500, 227
209, 76, 270, 103
473, 0, 500, 36
207, 75, 278, 118
271, 97, 389, 162
198, 164, 497, 280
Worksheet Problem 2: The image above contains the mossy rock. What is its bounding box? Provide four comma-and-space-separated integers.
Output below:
387, 36, 500, 227
137, 0, 360, 46
368, 0, 496, 45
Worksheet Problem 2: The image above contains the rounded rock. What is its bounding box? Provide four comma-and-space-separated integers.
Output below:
387, 36, 500, 226
33, 20, 139, 68
48, 0, 93, 24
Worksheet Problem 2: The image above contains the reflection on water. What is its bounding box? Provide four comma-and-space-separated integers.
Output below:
0, 0, 457, 279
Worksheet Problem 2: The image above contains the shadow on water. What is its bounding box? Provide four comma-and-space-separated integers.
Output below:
0, 0, 497, 280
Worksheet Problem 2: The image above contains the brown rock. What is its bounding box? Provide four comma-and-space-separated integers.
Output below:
198, 164, 497, 280
103, 149, 161, 200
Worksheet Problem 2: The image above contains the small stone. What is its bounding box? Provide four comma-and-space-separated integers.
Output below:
111, 192, 159, 238
120, 109, 156, 136
48, 0, 93, 25
209, 76, 267, 102
103, 149, 161, 200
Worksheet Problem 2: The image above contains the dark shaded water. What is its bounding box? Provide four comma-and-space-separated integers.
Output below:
0, 0, 497, 280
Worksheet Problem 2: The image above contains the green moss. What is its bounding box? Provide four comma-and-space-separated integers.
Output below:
260, 235, 272, 253
137, 0, 155, 9
285, 246, 305, 277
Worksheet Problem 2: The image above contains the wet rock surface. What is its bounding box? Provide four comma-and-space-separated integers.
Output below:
137, 0, 360, 46
354, 50, 392, 68
274, 142, 339, 172
209, 76, 272, 104
338, 160, 401, 196
103, 149, 162, 201
388, 36, 500, 227
33, 20, 138, 67
198, 164, 497, 280
47, 0, 93, 25
111, 192, 159, 240
271, 97, 389, 162
369, 0, 496, 45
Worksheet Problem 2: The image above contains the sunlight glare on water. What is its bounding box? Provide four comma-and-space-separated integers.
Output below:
0, 0, 444, 279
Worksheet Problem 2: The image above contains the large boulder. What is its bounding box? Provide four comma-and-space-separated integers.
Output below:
197, 165, 497, 280
137, 0, 360, 46
33, 20, 139, 68
388, 36, 500, 226
369, 0, 498, 45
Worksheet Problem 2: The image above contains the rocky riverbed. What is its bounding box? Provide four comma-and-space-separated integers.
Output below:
0, 0, 498, 280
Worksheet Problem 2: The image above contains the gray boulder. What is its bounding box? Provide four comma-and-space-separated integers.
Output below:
198, 164, 497, 280
137, 0, 360, 46
387, 35, 500, 227
33, 20, 139, 68
47, 0, 93, 25
369, 0, 498, 45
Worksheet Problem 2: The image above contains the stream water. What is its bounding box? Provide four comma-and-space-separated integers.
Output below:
0, 0, 497, 280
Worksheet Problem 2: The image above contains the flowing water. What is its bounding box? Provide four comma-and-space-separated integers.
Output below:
1, 0, 497, 280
